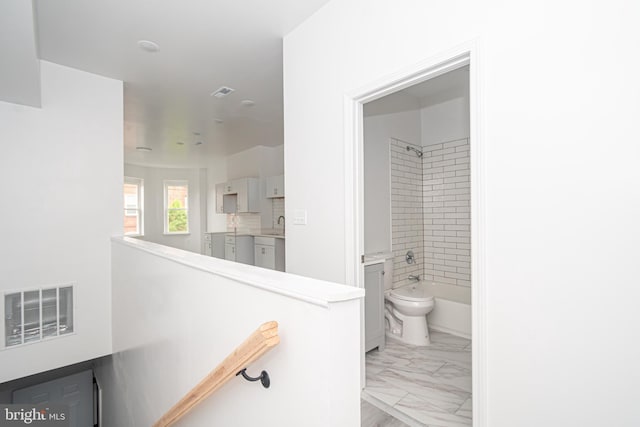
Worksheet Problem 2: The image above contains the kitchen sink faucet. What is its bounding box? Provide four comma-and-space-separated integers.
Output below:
277, 216, 285, 234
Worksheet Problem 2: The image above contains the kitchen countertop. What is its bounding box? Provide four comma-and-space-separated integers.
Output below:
206, 230, 285, 239
251, 233, 285, 239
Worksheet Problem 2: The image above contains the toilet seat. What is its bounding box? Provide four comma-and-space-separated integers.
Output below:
390, 285, 434, 302
384, 283, 435, 346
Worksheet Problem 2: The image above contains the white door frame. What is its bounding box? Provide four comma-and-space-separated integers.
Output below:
343, 41, 487, 427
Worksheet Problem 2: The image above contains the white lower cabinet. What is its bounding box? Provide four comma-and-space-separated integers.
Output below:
254, 236, 285, 271
365, 263, 385, 352
203, 233, 226, 258
203, 233, 212, 256
224, 235, 254, 265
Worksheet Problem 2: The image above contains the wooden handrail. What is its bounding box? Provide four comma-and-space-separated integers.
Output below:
153, 321, 280, 427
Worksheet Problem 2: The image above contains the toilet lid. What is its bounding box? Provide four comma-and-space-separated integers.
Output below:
390, 285, 434, 302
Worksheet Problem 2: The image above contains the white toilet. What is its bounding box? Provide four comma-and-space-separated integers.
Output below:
385, 282, 435, 346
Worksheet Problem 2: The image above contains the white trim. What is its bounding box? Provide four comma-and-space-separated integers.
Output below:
469, 40, 488, 427
163, 179, 190, 234
124, 176, 144, 236
343, 40, 487, 427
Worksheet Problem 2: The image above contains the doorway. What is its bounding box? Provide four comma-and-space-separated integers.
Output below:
344, 46, 486, 426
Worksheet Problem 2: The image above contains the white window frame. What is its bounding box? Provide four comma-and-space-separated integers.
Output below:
164, 180, 190, 235
124, 176, 144, 236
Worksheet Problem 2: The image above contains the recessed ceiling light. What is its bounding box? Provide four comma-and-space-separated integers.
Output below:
176, 141, 185, 145
211, 86, 235, 98
195, 141, 203, 146
137, 40, 160, 53
241, 99, 255, 107
136, 146, 152, 152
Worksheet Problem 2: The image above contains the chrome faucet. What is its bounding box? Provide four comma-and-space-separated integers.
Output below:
408, 274, 420, 282
277, 216, 285, 234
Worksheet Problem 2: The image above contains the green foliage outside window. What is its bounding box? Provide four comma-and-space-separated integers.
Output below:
168, 200, 188, 232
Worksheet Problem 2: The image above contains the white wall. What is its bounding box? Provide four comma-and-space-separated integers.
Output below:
0, 61, 122, 382
97, 238, 362, 426
363, 110, 421, 254
0, 0, 41, 107
124, 164, 205, 254
284, 1, 640, 425
421, 97, 470, 147
225, 145, 283, 180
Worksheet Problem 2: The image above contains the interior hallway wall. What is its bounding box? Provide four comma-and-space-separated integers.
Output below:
0, 61, 122, 382
284, 0, 640, 425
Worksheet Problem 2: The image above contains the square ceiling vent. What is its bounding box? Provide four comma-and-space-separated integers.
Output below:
211, 86, 235, 98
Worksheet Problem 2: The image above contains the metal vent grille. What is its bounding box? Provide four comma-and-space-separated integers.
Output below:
211, 86, 235, 98
4, 285, 74, 348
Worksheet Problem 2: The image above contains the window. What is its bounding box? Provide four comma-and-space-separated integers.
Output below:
4, 286, 74, 349
164, 180, 189, 234
124, 177, 144, 236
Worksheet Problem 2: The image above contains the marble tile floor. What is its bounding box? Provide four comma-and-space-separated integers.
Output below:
362, 399, 410, 427
362, 331, 472, 427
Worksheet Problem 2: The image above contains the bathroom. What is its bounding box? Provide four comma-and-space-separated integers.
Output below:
362, 66, 472, 426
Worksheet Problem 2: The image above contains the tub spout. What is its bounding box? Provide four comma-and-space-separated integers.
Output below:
408, 274, 420, 282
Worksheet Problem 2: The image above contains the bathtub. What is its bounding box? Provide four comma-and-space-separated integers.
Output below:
423, 283, 472, 339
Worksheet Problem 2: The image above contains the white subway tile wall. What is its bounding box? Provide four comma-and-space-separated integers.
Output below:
272, 198, 285, 232
226, 213, 261, 233
390, 138, 471, 289
422, 139, 471, 287
390, 139, 424, 288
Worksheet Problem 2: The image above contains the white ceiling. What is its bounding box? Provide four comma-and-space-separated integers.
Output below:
0, 0, 41, 107
364, 65, 469, 117
34, 0, 331, 167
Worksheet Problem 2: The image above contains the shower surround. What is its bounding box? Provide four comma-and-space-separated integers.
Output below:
390, 139, 424, 288
390, 138, 471, 290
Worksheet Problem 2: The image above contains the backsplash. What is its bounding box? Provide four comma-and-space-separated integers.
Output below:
272, 198, 285, 232
227, 213, 261, 233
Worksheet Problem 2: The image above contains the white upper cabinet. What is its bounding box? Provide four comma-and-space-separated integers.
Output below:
216, 177, 260, 213
222, 181, 236, 195
265, 174, 285, 198
215, 183, 225, 213
235, 177, 260, 212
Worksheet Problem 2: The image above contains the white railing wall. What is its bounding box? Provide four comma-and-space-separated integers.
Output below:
95, 237, 363, 427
